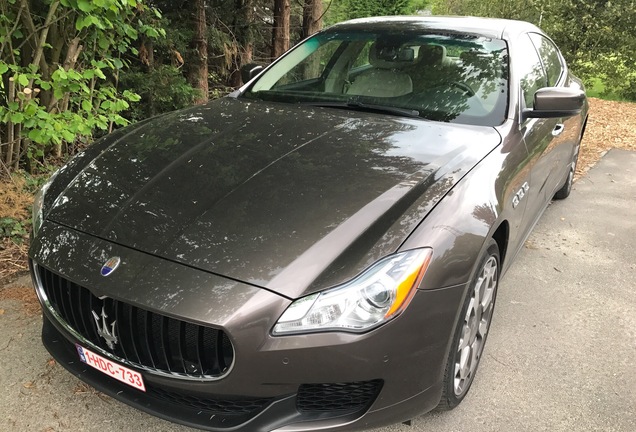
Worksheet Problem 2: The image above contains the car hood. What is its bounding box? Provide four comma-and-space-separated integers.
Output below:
46, 98, 501, 298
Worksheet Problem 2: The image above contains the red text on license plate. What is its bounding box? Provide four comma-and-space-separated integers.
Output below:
76, 344, 146, 392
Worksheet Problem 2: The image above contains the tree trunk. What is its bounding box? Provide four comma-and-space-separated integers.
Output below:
20, 0, 58, 83
140, 36, 156, 115
47, 37, 82, 113
271, 0, 291, 60
230, 0, 255, 87
14, 88, 32, 170
188, 0, 209, 104
5, 78, 16, 166
302, 0, 323, 39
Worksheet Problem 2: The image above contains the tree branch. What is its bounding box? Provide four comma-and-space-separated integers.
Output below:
30, 0, 60, 79
316, 0, 334, 23
0, 3, 24, 57
13, 8, 75, 54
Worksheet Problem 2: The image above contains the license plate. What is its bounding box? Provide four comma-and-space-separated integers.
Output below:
76, 344, 146, 392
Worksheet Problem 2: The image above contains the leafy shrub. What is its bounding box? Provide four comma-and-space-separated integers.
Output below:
119, 65, 199, 121
0, 218, 28, 244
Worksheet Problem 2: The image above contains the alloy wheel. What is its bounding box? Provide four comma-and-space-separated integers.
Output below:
453, 255, 498, 396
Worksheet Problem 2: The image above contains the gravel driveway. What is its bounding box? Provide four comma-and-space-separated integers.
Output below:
1, 149, 634, 432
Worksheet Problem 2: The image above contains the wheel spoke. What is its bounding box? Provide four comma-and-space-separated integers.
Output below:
474, 276, 484, 304
479, 316, 489, 337
458, 323, 471, 350
464, 297, 476, 324
470, 337, 480, 370
481, 286, 493, 310
459, 346, 470, 378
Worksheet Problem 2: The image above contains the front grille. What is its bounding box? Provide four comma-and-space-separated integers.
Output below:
296, 380, 383, 414
148, 386, 273, 415
37, 266, 234, 379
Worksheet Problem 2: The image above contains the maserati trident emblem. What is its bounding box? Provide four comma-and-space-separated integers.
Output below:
92, 307, 118, 350
100, 256, 121, 277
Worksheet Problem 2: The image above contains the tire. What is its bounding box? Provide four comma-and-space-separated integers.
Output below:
554, 137, 582, 200
553, 161, 575, 200
436, 238, 500, 411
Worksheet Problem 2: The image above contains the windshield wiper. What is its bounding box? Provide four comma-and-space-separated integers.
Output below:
302, 100, 421, 119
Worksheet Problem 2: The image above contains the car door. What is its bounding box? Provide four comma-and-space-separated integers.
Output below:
516, 33, 562, 227
529, 33, 581, 192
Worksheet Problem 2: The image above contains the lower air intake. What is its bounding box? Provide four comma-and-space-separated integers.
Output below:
296, 380, 383, 414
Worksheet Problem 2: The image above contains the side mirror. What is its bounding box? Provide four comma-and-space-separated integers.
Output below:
240, 63, 264, 84
523, 87, 586, 120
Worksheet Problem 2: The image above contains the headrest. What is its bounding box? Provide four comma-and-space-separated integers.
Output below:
369, 42, 415, 69
460, 49, 489, 63
417, 44, 447, 65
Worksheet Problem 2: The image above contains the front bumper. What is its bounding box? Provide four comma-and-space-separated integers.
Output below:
31, 222, 465, 431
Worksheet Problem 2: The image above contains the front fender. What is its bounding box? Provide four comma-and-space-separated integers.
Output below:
400, 172, 498, 291
400, 124, 529, 290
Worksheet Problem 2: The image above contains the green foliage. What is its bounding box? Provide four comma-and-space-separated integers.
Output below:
0, 0, 166, 172
586, 76, 627, 102
326, 0, 430, 24
119, 65, 198, 121
1, 60, 143, 159
113, 7, 203, 120
0, 217, 28, 244
538, 0, 636, 101
430, 0, 539, 20
21, 171, 52, 193
430, 0, 636, 102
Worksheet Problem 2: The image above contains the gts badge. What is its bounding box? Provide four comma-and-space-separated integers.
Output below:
512, 182, 530, 209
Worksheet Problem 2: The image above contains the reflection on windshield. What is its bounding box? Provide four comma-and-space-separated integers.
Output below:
242, 29, 509, 126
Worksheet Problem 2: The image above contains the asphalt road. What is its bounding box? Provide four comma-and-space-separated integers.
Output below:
1, 149, 634, 432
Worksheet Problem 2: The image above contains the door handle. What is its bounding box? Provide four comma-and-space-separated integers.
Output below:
552, 124, 565, 136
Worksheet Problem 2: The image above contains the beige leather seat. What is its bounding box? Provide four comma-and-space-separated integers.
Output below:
417, 44, 447, 66
347, 44, 413, 98
409, 44, 455, 93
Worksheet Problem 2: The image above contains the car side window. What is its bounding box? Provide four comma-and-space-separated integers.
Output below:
517, 34, 547, 109
272, 40, 342, 87
529, 33, 564, 87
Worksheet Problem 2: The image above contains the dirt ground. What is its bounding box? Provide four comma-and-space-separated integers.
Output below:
576, 98, 636, 179
0, 96, 635, 288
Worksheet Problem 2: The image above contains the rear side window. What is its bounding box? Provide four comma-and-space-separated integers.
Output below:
517, 34, 547, 109
529, 33, 564, 86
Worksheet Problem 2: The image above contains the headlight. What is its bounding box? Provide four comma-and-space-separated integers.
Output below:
32, 185, 46, 236
272, 248, 433, 335
32, 169, 59, 236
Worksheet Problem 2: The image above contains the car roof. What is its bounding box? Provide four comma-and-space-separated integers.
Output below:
326, 15, 542, 40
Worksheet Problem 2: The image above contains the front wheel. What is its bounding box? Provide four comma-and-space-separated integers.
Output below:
437, 238, 500, 410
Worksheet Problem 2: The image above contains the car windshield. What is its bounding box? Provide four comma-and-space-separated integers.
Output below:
241, 29, 509, 126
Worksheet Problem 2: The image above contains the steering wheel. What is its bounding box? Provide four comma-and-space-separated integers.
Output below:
447, 81, 475, 96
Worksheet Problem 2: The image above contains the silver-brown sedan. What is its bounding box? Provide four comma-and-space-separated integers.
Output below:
29, 16, 588, 431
